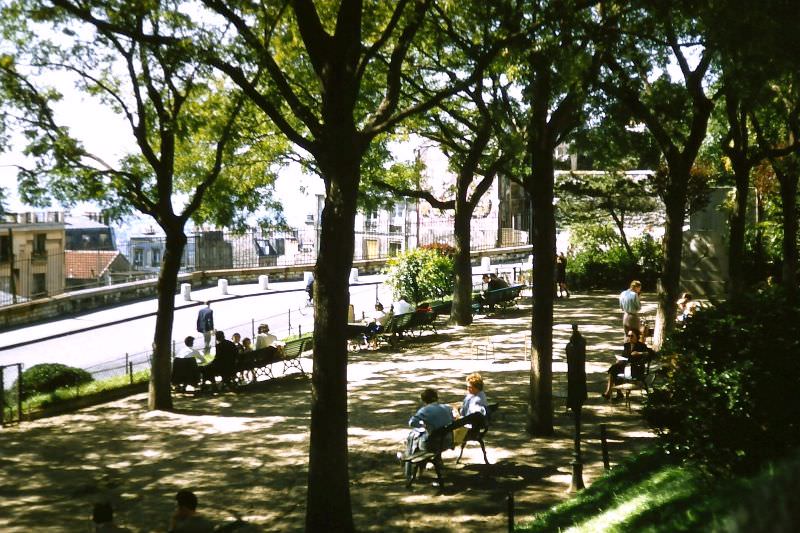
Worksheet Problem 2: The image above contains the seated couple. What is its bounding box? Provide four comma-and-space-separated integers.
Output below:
399, 372, 489, 474
602, 329, 654, 401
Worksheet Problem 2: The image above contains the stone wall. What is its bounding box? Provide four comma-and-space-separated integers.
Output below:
1, 246, 532, 330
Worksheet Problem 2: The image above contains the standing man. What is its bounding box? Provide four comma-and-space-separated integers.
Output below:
556, 253, 570, 298
619, 280, 642, 336
196, 301, 214, 355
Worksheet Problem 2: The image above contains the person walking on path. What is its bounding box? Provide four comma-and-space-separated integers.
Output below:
619, 280, 642, 337
196, 301, 214, 355
556, 253, 570, 298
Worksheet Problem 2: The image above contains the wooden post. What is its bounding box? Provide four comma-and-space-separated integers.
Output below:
600, 423, 610, 470
507, 491, 514, 532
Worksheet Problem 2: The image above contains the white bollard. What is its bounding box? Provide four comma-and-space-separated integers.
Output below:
258, 274, 269, 290
218, 278, 228, 295
480, 256, 491, 271
303, 271, 314, 285
349, 267, 359, 283
527, 254, 534, 266
181, 283, 191, 301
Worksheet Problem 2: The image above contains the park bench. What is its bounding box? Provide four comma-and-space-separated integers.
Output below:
236, 346, 282, 382
612, 353, 659, 410
400, 410, 489, 489
280, 337, 309, 376
171, 358, 202, 393
455, 402, 500, 464
376, 312, 416, 349
474, 284, 526, 313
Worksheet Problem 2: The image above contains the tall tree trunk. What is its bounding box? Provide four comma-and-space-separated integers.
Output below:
305, 156, 358, 533
526, 151, 555, 435
148, 228, 186, 411
728, 156, 751, 302
451, 197, 474, 325
773, 156, 799, 298
652, 177, 687, 349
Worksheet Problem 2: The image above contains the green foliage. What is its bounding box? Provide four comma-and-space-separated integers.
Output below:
567, 231, 661, 290
14, 363, 93, 400
643, 289, 800, 475
384, 247, 454, 304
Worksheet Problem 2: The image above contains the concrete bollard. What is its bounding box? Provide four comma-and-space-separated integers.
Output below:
481, 256, 491, 271
349, 268, 359, 283
218, 278, 228, 295
181, 283, 191, 301
258, 275, 269, 290
304, 271, 314, 285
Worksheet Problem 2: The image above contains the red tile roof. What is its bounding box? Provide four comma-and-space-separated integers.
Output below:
65, 250, 128, 280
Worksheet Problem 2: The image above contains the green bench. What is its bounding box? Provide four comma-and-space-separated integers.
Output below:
376, 312, 416, 349
475, 284, 525, 312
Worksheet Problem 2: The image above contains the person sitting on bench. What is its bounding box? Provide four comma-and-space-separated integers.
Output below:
602, 329, 654, 401
452, 372, 490, 445
479, 274, 509, 311
398, 388, 454, 479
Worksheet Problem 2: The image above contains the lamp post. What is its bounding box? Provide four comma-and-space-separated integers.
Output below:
566, 323, 587, 492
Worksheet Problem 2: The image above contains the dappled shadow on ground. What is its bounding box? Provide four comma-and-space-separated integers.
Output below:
0, 291, 655, 532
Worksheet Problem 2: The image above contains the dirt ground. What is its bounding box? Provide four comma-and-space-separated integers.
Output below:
0, 292, 656, 532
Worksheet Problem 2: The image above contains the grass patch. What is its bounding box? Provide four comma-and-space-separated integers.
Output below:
518, 447, 800, 532
3, 370, 149, 420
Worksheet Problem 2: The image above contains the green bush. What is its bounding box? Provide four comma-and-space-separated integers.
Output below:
568, 234, 661, 290
643, 288, 800, 475
384, 247, 454, 304
13, 363, 94, 400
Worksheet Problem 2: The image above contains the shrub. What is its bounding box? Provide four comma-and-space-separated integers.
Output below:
385, 247, 454, 304
642, 288, 800, 475
568, 234, 661, 291
13, 363, 94, 400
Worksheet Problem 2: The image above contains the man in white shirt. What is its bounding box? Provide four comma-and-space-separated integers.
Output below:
619, 280, 642, 337
255, 323, 279, 349
178, 336, 206, 363
392, 296, 414, 315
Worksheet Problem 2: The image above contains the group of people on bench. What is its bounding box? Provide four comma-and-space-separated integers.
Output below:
173, 323, 281, 391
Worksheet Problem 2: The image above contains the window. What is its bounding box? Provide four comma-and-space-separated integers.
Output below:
363, 238, 379, 260
133, 248, 143, 267
33, 233, 47, 257
151, 248, 162, 267
32, 273, 46, 298
0, 235, 9, 262
389, 242, 402, 257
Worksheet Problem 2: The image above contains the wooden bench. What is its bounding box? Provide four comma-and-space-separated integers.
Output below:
475, 284, 525, 312
171, 358, 202, 393
280, 337, 309, 376
400, 411, 489, 489
376, 312, 416, 349
612, 355, 658, 410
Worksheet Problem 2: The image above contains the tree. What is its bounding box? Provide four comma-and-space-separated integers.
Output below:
557, 171, 658, 261
5, 0, 280, 410
504, 0, 606, 434
601, 1, 717, 348
188, 1, 497, 529
374, 76, 510, 326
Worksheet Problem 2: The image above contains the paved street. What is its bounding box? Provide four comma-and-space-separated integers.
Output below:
0, 274, 393, 373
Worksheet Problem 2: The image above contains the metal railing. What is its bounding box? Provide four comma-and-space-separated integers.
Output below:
0, 217, 531, 308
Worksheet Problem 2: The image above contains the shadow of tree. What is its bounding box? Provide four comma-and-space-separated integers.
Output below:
0, 291, 656, 532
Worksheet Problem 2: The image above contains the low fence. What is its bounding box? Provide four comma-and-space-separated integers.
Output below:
0, 282, 387, 423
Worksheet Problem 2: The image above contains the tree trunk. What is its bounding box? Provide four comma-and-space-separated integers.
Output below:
728, 156, 751, 302
652, 180, 687, 349
148, 228, 186, 411
451, 193, 474, 325
774, 157, 799, 298
526, 152, 555, 435
305, 157, 358, 533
